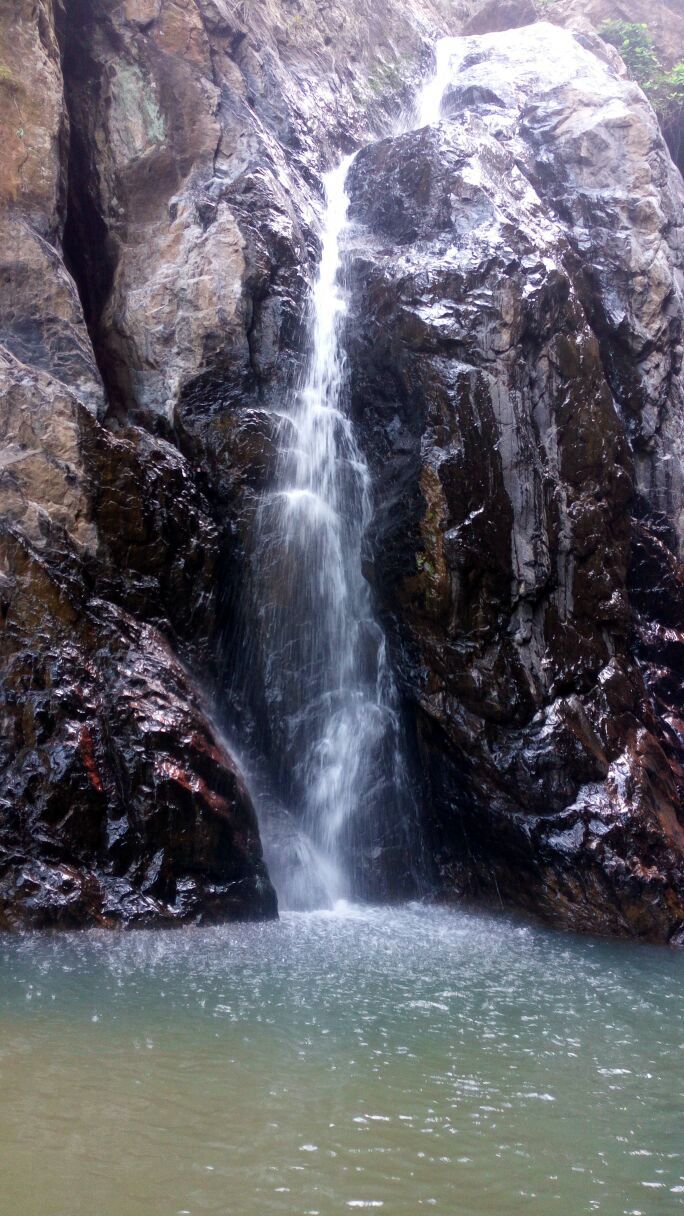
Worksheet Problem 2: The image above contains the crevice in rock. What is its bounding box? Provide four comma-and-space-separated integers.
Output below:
54, 0, 121, 416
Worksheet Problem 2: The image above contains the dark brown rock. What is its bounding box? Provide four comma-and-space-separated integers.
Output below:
344, 26, 684, 940
0, 352, 276, 927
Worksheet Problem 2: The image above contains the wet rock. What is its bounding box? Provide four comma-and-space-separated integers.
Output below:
465, 0, 684, 69
51, 1, 468, 763
0, 0, 287, 927
0, 2, 103, 413
2, 0, 684, 939
345, 25, 684, 940
0, 351, 276, 927
465, 0, 538, 35
0, 573, 276, 929
54, 0, 464, 434
81, 413, 224, 669
545, 0, 684, 70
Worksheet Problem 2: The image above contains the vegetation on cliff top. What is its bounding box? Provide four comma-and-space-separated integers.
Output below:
601, 20, 684, 165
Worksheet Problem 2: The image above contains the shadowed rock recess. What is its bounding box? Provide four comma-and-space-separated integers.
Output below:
1, 0, 683, 937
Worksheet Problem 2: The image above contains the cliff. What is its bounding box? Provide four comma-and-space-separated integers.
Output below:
1, 0, 683, 938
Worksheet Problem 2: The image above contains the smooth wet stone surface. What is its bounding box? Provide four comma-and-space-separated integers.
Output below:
0, 904, 683, 1215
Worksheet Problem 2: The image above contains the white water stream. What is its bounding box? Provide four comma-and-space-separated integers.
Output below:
415, 36, 462, 127
251, 155, 412, 908
249, 39, 459, 909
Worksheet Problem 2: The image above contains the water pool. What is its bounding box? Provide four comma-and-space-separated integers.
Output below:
0, 904, 682, 1215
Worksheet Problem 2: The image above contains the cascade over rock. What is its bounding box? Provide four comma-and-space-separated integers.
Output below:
1, 0, 683, 936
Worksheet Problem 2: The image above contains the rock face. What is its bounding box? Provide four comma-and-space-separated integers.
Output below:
0, 348, 276, 928
465, 0, 684, 69
345, 23, 684, 940
0, 0, 459, 927
55, 0, 463, 432
1, 0, 683, 937
0, 0, 279, 927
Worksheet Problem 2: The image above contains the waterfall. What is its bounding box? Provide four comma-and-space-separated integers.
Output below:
249, 155, 417, 910
245, 39, 458, 909
415, 36, 462, 127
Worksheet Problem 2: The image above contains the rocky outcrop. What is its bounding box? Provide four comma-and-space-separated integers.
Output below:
0, 3, 102, 415
0, 0, 278, 926
345, 23, 684, 940
49, 0, 469, 741
55, 0, 463, 432
0, 348, 276, 928
466, 0, 684, 68
550, 0, 684, 69
1, 0, 683, 937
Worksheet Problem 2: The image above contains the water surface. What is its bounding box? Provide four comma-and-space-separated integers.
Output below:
1, 904, 682, 1215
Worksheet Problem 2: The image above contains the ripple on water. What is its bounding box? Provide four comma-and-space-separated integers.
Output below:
0, 904, 683, 1216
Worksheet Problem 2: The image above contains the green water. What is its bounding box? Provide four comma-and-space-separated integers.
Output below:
0, 904, 682, 1215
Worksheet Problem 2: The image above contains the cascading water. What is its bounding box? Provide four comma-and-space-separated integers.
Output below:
250, 156, 417, 909
244, 38, 458, 910
414, 36, 462, 127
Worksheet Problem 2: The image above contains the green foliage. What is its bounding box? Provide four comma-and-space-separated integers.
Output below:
0, 64, 14, 87
600, 21, 660, 88
661, 62, 684, 119
600, 20, 684, 166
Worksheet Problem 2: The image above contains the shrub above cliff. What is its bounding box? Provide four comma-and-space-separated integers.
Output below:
601, 20, 684, 167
